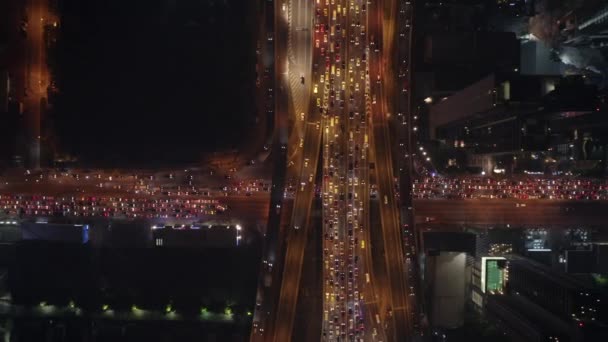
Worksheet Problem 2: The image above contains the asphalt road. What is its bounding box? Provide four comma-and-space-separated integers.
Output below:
414, 199, 608, 226
5, 181, 608, 229
23, 0, 55, 168
223, 195, 608, 227
269, 0, 323, 339
367, 0, 412, 339
271, 117, 322, 342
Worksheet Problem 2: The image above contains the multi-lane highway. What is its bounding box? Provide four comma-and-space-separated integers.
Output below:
23, 0, 55, 168
415, 199, 608, 226
265, 0, 391, 340
316, 0, 382, 340
366, 0, 414, 339
269, 0, 324, 340
250, 0, 608, 341
226, 194, 608, 227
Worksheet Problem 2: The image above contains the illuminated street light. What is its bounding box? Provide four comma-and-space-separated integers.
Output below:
424, 97, 433, 104
236, 224, 242, 246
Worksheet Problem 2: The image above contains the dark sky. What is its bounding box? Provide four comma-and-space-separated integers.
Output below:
51, 0, 256, 167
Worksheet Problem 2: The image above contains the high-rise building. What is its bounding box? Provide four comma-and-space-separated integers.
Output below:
427, 72, 604, 174
520, 40, 563, 75
426, 251, 468, 329
507, 257, 606, 325
423, 232, 477, 329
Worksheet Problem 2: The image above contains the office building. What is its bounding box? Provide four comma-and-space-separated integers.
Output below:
423, 232, 477, 329
507, 257, 606, 324
426, 251, 468, 329
428, 72, 603, 174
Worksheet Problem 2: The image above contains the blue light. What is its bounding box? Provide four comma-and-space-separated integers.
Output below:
82, 225, 89, 243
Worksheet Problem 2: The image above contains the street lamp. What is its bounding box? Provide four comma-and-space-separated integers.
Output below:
236, 224, 242, 246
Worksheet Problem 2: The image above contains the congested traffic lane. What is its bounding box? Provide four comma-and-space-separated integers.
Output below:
318, 0, 387, 340
413, 176, 608, 201
320, 0, 350, 339
343, 1, 388, 340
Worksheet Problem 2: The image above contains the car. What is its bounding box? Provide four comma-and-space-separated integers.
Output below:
301, 75, 305, 84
